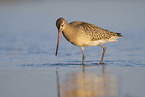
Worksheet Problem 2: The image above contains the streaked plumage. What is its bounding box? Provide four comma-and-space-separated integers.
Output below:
55, 17, 122, 64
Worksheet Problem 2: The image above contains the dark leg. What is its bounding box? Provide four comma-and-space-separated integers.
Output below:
81, 47, 85, 65
100, 44, 106, 64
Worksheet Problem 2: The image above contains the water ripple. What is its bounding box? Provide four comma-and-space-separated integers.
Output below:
20, 60, 145, 68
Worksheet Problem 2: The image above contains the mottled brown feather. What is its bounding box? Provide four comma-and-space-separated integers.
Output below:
70, 21, 121, 41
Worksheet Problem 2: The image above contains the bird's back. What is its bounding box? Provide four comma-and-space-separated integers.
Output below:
69, 21, 122, 41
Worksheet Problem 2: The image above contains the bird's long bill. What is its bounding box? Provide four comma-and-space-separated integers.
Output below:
55, 30, 62, 56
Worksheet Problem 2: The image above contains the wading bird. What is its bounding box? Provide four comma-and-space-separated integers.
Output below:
55, 17, 122, 65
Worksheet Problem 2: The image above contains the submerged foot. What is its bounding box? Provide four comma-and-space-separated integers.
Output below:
82, 61, 85, 65
100, 62, 105, 64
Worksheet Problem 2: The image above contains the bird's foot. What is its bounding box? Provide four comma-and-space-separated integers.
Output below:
100, 62, 105, 64
82, 62, 85, 65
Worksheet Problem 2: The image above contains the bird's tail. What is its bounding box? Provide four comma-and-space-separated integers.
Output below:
108, 32, 122, 42
116, 32, 123, 38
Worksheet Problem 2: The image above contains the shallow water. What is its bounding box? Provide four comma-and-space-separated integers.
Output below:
0, 1, 145, 97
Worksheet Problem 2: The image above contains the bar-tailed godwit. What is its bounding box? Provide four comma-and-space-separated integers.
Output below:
55, 17, 122, 65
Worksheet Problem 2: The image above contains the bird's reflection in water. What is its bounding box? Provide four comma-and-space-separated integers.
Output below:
56, 65, 118, 97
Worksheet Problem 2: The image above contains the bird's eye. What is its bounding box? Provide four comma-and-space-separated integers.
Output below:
61, 24, 64, 27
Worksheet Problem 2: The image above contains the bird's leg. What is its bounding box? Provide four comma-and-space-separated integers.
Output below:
100, 44, 106, 64
81, 47, 85, 65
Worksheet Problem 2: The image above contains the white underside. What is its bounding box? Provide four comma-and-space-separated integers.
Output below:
82, 39, 117, 47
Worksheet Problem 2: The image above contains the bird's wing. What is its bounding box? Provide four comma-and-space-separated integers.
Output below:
70, 21, 114, 41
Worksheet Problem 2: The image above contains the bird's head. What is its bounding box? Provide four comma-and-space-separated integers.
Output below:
55, 17, 67, 56
56, 17, 67, 31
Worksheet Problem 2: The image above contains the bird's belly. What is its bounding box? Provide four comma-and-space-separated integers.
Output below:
81, 40, 106, 47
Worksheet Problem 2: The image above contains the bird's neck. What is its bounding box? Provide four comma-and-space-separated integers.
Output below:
62, 24, 76, 43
